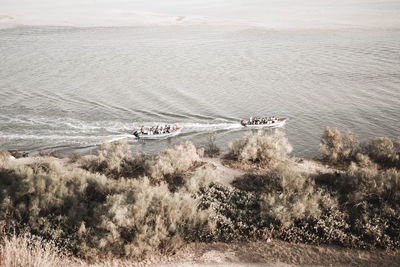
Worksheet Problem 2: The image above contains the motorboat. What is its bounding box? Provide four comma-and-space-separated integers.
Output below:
133, 126, 182, 140
241, 117, 287, 128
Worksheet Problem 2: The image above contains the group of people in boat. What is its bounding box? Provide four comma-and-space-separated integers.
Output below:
242, 116, 281, 125
133, 124, 179, 137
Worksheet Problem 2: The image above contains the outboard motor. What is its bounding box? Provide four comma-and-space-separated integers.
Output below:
133, 131, 139, 137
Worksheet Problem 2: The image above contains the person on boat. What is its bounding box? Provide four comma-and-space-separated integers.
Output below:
140, 126, 144, 134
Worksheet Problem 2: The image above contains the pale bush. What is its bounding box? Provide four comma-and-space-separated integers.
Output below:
196, 148, 205, 158
69, 152, 82, 163
95, 139, 131, 173
314, 154, 400, 248
0, 150, 10, 169
366, 136, 400, 168
183, 165, 217, 193
228, 130, 292, 164
1, 157, 121, 256
0, 155, 214, 259
149, 142, 200, 181
84, 140, 146, 179
342, 156, 400, 208
2, 128, 400, 258
0, 157, 112, 243
320, 127, 356, 164
92, 177, 215, 258
0, 234, 77, 267
354, 153, 376, 168
259, 162, 334, 228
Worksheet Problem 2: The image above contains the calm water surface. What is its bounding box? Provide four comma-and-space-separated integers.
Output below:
0, 26, 399, 156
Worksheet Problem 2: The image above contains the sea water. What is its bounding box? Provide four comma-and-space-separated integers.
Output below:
0, 26, 399, 156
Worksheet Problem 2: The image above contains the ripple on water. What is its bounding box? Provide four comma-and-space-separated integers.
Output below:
0, 27, 399, 156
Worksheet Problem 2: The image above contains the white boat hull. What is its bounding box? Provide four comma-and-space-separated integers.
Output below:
135, 128, 182, 140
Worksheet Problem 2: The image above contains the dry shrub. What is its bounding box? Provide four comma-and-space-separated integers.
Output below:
0, 151, 10, 169
339, 154, 400, 212
230, 162, 353, 247
0, 156, 214, 259
2, 128, 400, 260
0, 234, 77, 267
92, 177, 214, 258
36, 150, 64, 159
313, 153, 400, 248
203, 131, 220, 157
366, 136, 400, 168
183, 165, 217, 194
84, 139, 146, 179
259, 162, 335, 228
202, 167, 352, 247
149, 142, 200, 181
344, 161, 400, 248
91, 139, 131, 173
198, 183, 265, 241
0, 157, 112, 248
228, 130, 292, 164
320, 127, 356, 164
69, 152, 82, 163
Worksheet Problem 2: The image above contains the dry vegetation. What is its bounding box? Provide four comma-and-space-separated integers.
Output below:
228, 130, 292, 165
203, 131, 221, 157
1, 129, 400, 265
320, 127, 356, 164
0, 234, 77, 267
0, 151, 10, 169
69, 152, 82, 163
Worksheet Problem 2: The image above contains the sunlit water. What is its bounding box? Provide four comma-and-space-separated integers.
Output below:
0, 26, 399, 157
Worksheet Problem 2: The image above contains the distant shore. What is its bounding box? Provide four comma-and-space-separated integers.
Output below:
2, 0, 400, 30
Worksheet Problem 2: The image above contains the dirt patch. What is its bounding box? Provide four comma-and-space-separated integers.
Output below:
201, 157, 245, 186
154, 240, 400, 266
293, 158, 334, 175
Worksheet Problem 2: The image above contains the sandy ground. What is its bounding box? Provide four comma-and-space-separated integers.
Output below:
142, 240, 400, 266
202, 157, 245, 186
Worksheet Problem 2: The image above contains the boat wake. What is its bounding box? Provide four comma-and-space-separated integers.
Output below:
0, 116, 244, 151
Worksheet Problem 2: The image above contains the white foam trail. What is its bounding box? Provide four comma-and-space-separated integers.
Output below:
2, 115, 245, 134
0, 133, 132, 141
179, 122, 242, 131
107, 135, 136, 143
